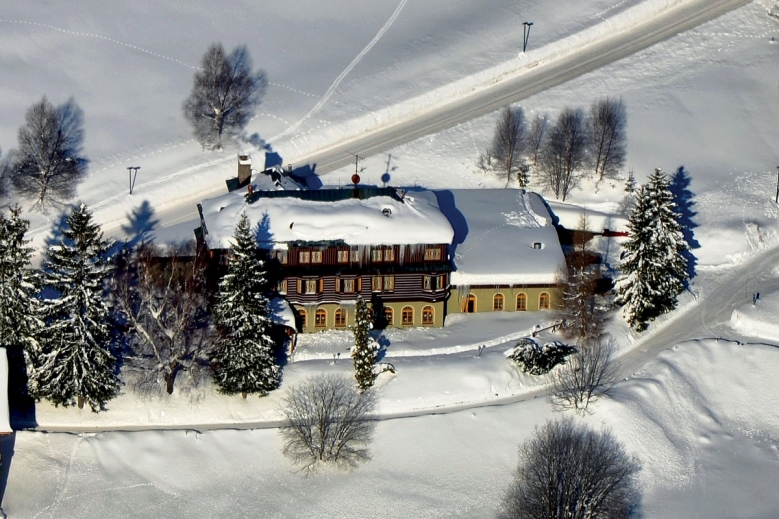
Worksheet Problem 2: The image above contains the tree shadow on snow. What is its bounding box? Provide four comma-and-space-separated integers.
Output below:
120, 200, 159, 250
670, 166, 700, 281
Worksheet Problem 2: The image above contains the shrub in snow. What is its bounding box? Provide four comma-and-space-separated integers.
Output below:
351, 296, 379, 391
279, 373, 376, 472
507, 338, 575, 376
211, 212, 281, 398
32, 203, 119, 411
497, 417, 641, 519
550, 336, 618, 415
615, 168, 689, 331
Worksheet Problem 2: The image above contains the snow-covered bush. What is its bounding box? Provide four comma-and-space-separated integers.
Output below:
507, 338, 575, 375
279, 373, 376, 472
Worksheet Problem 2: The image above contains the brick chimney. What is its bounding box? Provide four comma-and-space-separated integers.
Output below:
238, 155, 252, 186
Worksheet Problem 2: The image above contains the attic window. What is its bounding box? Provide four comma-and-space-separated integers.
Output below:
532, 242, 542, 250
382, 207, 392, 217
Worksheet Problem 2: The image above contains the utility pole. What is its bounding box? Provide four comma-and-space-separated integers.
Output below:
523, 22, 534, 52
127, 166, 140, 194
775, 165, 779, 203
354, 154, 363, 175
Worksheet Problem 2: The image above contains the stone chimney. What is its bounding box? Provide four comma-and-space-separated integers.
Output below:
238, 155, 252, 186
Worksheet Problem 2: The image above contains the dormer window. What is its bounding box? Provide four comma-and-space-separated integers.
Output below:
532, 242, 542, 250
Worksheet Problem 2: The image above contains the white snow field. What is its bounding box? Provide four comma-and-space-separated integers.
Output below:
2, 0, 779, 517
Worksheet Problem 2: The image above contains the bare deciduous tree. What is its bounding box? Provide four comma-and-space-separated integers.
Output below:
489, 107, 528, 187
498, 418, 641, 519
183, 43, 268, 150
589, 97, 627, 181
557, 213, 607, 340
527, 113, 548, 168
280, 373, 377, 472
550, 336, 618, 414
10, 97, 87, 209
540, 107, 588, 201
111, 242, 213, 396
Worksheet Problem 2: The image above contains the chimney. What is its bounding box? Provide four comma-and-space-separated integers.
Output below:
238, 155, 252, 186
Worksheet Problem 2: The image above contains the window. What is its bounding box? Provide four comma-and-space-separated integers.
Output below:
350, 249, 360, 262
311, 250, 322, 263
383, 275, 394, 291
424, 275, 443, 291
422, 306, 434, 325
493, 294, 504, 311
401, 306, 414, 326
274, 250, 288, 264
337, 250, 350, 263
305, 279, 318, 294
298, 309, 307, 328
371, 248, 383, 262
516, 293, 527, 311
277, 279, 287, 293
539, 292, 551, 310
315, 309, 327, 327
335, 309, 346, 327
424, 247, 441, 261
343, 278, 355, 293
384, 307, 394, 326
436, 275, 446, 290
372, 276, 382, 292
299, 251, 310, 263
423, 276, 432, 291
384, 248, 395, 262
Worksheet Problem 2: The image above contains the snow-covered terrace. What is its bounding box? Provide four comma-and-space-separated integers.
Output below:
199, 186, 454, 250
439, 190, 566, 286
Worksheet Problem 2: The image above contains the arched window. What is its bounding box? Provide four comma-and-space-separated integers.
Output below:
493, 294, 504, 311
516, 293, 527, 311
401, 306, 414, 326
298, 309, 307, 329
315, 308, 327, 327
464, 294, 476, 313
539, 292, 551, 310
422, 306, 434, 325
384, 307, 394, 326
334, 309, 346, 327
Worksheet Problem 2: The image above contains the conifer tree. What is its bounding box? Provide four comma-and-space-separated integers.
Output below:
351, 296, 378, 391
33, 203, 119, 411
615, 169, 689, 331
0, 206, 42, 401
211, 212, 281, 397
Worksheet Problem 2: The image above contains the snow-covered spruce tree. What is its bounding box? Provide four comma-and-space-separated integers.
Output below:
34, 203, 119, 411
211, 212, 280, 397
615, 169, 689, 331
351, 296, 378, 391
0, 206, 42, 401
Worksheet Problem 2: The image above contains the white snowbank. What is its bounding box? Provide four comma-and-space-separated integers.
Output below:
0, 348, 11, 434
545, 200, 628, 233
446, 190, 566, 285
199, 188, 453, 249
729, 292, 779, 341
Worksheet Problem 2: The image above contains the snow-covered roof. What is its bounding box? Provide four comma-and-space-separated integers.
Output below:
200, 187, 454, 250
0, 348, 11, 434
440, 190, 566, 286
270, 297, 296, 329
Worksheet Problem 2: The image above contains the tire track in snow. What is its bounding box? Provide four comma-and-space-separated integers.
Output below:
0, 19, 199, 70
268, 0, 409, 143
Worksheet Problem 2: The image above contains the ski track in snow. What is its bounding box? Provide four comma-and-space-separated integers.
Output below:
268, 0, 409, 143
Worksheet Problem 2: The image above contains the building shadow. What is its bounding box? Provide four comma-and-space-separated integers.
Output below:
434, 190, 469, 257
288, 164, 321, 190
0, 432, 15, 513
670, 166, 700, 281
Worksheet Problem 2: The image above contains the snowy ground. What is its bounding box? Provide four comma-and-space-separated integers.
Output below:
3, 0, 779, 517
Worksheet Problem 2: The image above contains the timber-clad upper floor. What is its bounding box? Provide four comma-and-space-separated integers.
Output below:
270, 243, 447, 268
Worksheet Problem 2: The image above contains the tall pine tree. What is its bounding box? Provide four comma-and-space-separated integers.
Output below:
0, 206, 42, 402
211, 212, 281, 397
33, 203, 119, 411
352, 296, 378, 391
615, 169, 689, 331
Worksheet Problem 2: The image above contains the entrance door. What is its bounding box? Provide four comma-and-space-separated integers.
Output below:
465, 294, 476, 313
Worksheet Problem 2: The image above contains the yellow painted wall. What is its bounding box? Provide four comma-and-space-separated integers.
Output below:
447, 286, 561, 314
292, 300, 445, 333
